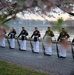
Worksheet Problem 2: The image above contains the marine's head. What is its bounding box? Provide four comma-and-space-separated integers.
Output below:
35, 27, 38, 30
62, 28, 65, 32
48, 27, 50, 30
22, 27, 25, 30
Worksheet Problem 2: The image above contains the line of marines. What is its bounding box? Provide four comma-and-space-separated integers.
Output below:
0, 26, 74, 58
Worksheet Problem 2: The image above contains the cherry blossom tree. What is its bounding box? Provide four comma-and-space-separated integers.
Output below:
0, 0, 74, 39
0, 0, 74, 19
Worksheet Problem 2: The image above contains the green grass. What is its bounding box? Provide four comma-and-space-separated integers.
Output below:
0, 61, 48, 75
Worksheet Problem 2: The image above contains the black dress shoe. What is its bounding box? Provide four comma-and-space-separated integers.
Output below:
10, 47, 14, 49
44, 53, 51, 56
33, 52, 39, 54
9, 46, 14, 49
59, 56, 66, 58
1, 46, 5, 48
19, 49, 26, 51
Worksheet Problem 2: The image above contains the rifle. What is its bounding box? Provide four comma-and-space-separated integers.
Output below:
55, 38, 59, 58
30, 38, 34, 53
17, 38, 21, 50
6, 36, 11, 48
41, 39, 45, 54
71, 42, 74, 59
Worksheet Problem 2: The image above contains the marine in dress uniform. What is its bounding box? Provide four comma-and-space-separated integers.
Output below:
8, 28, 16, 49
31, 27, 41, 53
0, 28, 6, 48
43, 27, 54, 56
57, 28, 70, 58
18, 27, 28, 51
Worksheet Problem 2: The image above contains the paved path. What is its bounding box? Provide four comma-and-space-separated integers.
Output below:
0, 41, 74, 75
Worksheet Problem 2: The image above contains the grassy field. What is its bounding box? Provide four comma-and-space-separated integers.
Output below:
0, 61, 48, 75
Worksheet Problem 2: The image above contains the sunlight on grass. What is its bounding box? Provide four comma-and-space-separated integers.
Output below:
0, 61, 48, 75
